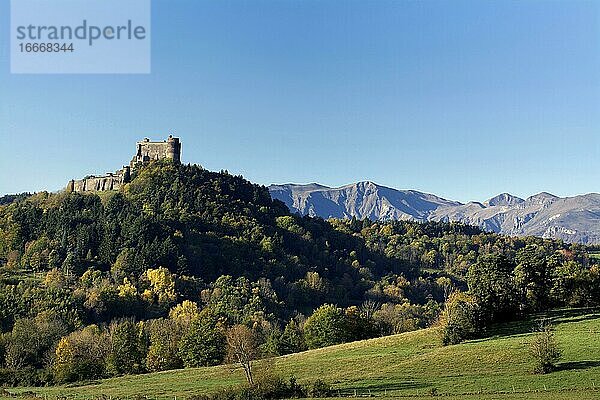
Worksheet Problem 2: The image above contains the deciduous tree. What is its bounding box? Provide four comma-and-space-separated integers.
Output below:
226, 324, 258, 385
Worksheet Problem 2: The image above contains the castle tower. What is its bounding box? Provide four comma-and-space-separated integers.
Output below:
122, 165, 131, 183
130, 135, 182, 168
166, 135, 181, 163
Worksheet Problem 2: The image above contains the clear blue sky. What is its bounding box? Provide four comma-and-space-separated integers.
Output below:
1, 0, 598, 202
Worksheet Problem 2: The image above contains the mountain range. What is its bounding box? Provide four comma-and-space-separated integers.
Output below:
269, 182, 600, 244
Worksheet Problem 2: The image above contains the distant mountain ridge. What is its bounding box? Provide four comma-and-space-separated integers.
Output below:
268, 182, 600, 244
268, 181, 461, 221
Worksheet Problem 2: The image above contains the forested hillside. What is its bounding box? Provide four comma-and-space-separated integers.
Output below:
0, 161, 598, 385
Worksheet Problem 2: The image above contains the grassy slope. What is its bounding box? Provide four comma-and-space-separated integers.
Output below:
8, 309, 600, 400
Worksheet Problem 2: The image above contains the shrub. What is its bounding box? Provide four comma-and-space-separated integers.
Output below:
0, 367, 52, 387
308, 379, 333, 398
186, 376, 329, 400
529, 321, 561, 374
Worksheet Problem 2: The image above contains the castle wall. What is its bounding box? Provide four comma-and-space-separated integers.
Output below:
68, 166, 130, 193
69, 172, 126, 193
137, 142, 170, 161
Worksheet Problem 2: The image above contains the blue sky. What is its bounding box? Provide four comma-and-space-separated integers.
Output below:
1, 0, 598, 202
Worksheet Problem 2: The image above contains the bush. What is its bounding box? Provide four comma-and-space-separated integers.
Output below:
187, 376, 331, 400
254, 374, 306, 399
308, 379, 333, 398
529, 321, 561, 374
0, 367, 53, 387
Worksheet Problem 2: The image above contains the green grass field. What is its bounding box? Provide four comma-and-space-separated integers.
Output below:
6, 308, 600, 400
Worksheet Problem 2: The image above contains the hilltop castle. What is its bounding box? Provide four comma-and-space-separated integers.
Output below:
67, 135, 181, 193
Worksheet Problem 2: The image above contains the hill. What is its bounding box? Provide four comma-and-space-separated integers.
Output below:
0, 161, 598, 389
269, 182, 600, 244
7, 308, 600, 400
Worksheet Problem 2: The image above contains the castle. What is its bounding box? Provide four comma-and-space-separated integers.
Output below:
67, 135, 181, 193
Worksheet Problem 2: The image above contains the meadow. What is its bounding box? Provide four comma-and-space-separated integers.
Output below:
6, 308, 600, 400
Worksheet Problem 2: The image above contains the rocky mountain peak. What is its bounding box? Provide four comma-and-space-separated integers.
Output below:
526, 192, 559, 205
484, 193, 525, 207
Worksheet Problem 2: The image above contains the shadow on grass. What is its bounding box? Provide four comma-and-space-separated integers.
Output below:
473, 308, 600, 342
557, 360, 600, 371
553, 313, 600, 325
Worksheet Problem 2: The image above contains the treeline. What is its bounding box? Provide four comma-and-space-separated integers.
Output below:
440, 247, 600, 345
0, 160, 597, 385
0, 296, 385, 385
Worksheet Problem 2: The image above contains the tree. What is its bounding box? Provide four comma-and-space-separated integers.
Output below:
468, 254, 516, 321
111, 247, 138, 279
53, 325, 110, 382
277, 319, 307, 355
359, 299, 380, 320
145, 319, 183, 372
226, 324, 259, 385
107, 319, 147, 376
303, 304, 349, 349
374, 302, 432, 335
5, 313, 68, 369
143, 267, 177, 307
169, 300, 200, 327
345, 306, 380, 341
44, 268, 69, 290
529, 321, 561, 374
514, 245, 552, 312
550, 260, 593, 307
61, 252, 77, 277
439, 292, 482, 345
435, 277, 453, 301
178, 310, 226, 367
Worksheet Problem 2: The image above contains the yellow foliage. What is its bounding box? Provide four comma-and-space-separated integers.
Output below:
144, 267, 176, 305
44, 268, 67, 289
118, 278, 138, 299
169, 300, 200, 325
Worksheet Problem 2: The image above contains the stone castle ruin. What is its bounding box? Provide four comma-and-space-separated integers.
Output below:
67, 135, 181, 193
132, 135, 181, 165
